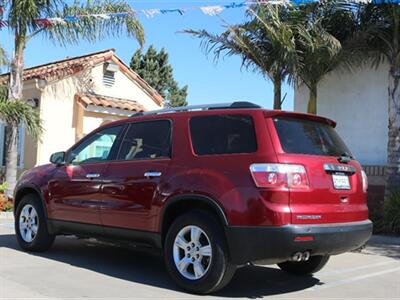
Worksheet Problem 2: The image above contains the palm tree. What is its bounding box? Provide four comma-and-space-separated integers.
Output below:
185, 4, 299, 110
2, 0, 144, 198
294, 1, 361, 114
295, 20, 342, 114
0, 87, 43, 183
354, 4, 400, 195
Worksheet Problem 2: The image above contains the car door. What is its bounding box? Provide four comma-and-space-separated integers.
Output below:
100, 119, 172, 232
47, 125, 125, 226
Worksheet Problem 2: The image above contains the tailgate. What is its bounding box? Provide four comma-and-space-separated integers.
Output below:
271, 116, 368, 224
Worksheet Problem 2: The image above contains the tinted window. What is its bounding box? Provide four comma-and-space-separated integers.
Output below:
118, 120, 172, 160
274, 117, 351, 157
69, 125, 123, 165
190, 115, 257, 155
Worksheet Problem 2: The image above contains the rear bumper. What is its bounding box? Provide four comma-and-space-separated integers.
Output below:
225, 220, 373, 265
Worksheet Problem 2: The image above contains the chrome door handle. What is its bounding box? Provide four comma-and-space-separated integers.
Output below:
144, 172, 162, 178
86, 173, 100, 179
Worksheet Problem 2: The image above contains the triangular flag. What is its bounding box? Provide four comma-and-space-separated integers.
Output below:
142, 9, 161, 18
92, 14, 111, 20
200, 6, 225, 16
35, 18, 52, 28
48, 17, 67, 25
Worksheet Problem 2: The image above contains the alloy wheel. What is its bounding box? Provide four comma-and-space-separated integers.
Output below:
173, 225, 212, 280
19, 204, 39, 243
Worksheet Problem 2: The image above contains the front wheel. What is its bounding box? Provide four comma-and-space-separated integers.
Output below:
15, 194, 55, 252
278, 255, 330, 276
164, 210, 236, 294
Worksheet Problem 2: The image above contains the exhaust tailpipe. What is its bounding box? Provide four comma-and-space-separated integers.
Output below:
291, 252, 303, 262
291, 251, 311, 262
302, 251, 310, 261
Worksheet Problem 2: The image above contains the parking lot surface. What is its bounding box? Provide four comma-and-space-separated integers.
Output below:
1, 217, 400, 299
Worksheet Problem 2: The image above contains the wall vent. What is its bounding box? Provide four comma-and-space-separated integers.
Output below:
103, 70, 115, 87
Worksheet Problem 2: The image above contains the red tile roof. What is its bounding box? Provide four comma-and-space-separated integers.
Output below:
76, 93, 146, 113
0, 49, 163, 106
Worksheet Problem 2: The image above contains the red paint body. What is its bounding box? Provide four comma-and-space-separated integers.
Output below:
16, 109, 369, 233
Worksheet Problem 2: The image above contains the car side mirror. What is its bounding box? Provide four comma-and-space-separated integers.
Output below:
50, 151, 66, 165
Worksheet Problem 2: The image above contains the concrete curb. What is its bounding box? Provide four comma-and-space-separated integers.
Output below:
0, 212, 14, 220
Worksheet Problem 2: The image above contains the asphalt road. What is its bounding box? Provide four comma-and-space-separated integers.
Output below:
1, 217, 400, 299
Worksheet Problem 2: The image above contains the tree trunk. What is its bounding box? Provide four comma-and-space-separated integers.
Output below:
307, 84, 317, 115
5, 126, 18, 199
5, 35, 25, 199
273, 77, 282, 110
385, 66, 400, 198
8, 38, 25, 101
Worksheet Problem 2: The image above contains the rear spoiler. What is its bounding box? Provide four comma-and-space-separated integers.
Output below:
263, 110, 337, 127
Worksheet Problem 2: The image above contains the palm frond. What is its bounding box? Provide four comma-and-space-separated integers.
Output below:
357, 4, 398, 68
8, 0, 58, 34
0, 96, 43, 141
0, 85, 7, 99
0, 45, 8, 67
293, 2, 361, 90
42, 0, 144, 47
184, 3, 300, 85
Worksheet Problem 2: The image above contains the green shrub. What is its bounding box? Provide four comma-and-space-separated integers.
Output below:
0, 181, 12, 212
370, 210, 385, 234
0, 182, 7, 193
4, 202, 13, 212
384, 190, 400, 234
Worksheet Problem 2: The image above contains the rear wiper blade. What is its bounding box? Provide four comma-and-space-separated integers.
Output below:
338, 152, 352, 163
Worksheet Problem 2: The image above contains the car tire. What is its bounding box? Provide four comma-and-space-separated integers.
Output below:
15, 194, 55, 252
164, 210, 236, 294
277, 255, 330, 276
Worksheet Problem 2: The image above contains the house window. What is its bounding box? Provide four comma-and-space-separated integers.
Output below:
0, 122, 25, 169
103, 71, 115, 87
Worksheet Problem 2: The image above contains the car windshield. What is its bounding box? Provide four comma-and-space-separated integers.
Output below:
273, 117, 352, 157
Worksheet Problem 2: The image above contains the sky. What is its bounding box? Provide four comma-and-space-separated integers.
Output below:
0, 0, 294, 110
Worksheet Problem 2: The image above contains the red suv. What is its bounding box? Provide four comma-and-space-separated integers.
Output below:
14, 102, 372, 294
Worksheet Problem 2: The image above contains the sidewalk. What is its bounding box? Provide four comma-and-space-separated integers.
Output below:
0, 211, 13, 220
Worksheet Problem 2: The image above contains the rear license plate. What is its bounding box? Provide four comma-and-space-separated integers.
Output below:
332, 174, 350, 190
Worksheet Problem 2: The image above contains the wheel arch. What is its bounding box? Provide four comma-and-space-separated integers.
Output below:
14, 184, 47, 218
160, 194, 229, 245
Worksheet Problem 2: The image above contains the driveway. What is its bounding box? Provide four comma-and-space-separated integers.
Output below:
1, 217, 399, 299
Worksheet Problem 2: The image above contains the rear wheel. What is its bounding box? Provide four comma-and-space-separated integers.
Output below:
278, 255, 330, 276
15, 194, 55, 252
164, 210, 236, 294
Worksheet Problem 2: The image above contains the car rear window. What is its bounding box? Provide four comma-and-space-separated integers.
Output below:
190, 114, 257, 155
273, 117, 351, 157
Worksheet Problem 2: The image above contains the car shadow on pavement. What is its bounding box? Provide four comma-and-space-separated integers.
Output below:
363, 235, 400, 260
0, 234, 320, 298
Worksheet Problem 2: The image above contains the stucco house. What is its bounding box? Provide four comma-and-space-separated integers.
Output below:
0, 49, 163, 173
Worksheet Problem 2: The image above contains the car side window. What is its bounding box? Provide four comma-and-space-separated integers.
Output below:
68, 125, 123, 165
117, 120, 172, 161
190, 114, 257, 155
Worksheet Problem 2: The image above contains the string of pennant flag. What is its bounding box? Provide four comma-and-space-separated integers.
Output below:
0, 0, 399, 29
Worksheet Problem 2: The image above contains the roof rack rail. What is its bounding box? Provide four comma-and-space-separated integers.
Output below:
131, 101, 261, 117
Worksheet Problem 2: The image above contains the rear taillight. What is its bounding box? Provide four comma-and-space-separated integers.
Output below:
361, 170, 368, 193
250, 163, 309, 189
